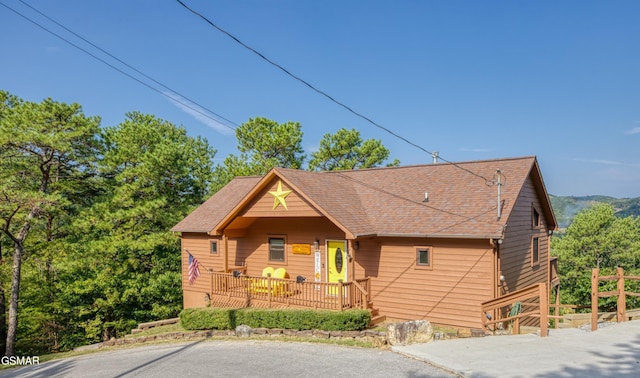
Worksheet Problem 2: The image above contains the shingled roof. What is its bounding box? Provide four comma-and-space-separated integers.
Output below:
172, 156, 556, 239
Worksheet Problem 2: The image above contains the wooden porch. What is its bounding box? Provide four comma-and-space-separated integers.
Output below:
204, 270, 376, 313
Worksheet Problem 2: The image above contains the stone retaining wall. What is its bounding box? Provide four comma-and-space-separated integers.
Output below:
76, 328, 388, 352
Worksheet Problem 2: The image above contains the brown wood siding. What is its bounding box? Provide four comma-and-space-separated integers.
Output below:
228, 217, 345, 280
240, 179, 322, 218
179, 218, 345, 300
358, 237, 494, 329
500, 176, 550, 295
180, 232, 226, 307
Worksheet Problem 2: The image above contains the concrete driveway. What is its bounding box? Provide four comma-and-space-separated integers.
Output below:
1, 340, 455, 378
393, 320, 640, 377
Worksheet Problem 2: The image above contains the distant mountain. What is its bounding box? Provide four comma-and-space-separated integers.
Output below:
549, 195, 640, 229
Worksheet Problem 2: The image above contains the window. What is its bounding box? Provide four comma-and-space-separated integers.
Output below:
532, 207, 540, 228
269, 237, 285, 262
415, 247, 432, 269
532, 237, 539, 265
210, 241, 218, 255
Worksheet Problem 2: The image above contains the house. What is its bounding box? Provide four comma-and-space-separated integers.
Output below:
171, 156, 558, 330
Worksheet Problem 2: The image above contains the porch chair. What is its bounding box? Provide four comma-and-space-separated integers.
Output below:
272, 267, 292, 296
273, 267, 288, 279
250, 267, 275, 294
262, 266, 275, 277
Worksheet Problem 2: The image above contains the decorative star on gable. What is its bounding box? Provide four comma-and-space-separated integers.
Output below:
269, 180, 292, 210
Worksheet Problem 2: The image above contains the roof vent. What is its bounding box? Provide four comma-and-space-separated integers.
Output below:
432, 151, 439, 164
423, 192, 429, 202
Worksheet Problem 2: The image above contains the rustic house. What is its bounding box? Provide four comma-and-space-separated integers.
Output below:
171, 156, 557, 329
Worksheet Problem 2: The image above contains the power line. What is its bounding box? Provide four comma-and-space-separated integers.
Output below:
2, 1, 238, 131
175, 0, 493, 184
334, 171, 501, 231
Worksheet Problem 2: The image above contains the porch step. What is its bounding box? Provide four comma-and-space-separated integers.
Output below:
368, 307, 386, 326
370, 314, 386, 326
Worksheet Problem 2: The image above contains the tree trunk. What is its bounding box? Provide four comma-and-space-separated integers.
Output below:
4, 215, 33, 357
5, 242, 24, 357
0, 289, 6, 356
0, 238, 6, 356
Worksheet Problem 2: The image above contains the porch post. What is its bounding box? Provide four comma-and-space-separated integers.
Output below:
539, 283, 548, 337
223, 234, 229, 273
554, 285, 560, 329
349, 239, 357, 281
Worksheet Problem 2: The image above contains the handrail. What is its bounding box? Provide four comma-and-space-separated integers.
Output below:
481, 282, 549, 337
481, 283, 542, 311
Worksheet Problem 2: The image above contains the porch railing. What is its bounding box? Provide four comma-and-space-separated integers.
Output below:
481, 282, 550, 337
209, 271, 371, 311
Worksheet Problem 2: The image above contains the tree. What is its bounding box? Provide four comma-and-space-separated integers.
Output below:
0, 91, 101, 356
308, 128, 399, 171
552, 203, 640, 310
211, 117, 305, 192
61, 112, 216, 343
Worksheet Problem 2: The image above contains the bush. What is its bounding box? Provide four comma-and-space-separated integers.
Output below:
179, 308, 237, 330
179, 308, 370, 331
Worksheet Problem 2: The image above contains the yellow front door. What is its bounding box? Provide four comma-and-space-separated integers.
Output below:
327, 240, 348, 295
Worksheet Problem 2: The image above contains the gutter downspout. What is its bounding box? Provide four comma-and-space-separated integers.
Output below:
490, 239, 501, 300
489, 238, 502, 331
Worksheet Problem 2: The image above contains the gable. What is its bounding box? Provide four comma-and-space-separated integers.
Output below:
239, 178, 322, 218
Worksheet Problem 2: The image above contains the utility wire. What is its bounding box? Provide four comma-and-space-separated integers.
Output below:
335, 171, 502, 230
2, 1, 238, 131
176, 0, 493, 184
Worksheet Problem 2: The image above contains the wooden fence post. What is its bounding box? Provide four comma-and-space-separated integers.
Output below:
591, 268, 599, 331
617, 267, 626, 323
554, 285, 560, 329
539, 283, 548, 337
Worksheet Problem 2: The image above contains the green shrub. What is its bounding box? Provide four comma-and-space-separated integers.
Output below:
179, 308, 237, 330
179, 308, 370, 331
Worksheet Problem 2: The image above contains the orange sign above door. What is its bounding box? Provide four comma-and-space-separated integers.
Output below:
292, 244, 311, 255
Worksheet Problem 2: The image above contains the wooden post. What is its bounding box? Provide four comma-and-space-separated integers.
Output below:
554, 285, 561, 329
349, 240, 357, 282
591, 268, 599, 331
209, 272, 218, 298
617, 267, 626, 323
267, 276, 272, 307
539, 283, 548, 337
223, 234, 229, 273
338, 280, 344, 310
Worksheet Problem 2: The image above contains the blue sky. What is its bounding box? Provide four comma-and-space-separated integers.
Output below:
2, 1, 639, 198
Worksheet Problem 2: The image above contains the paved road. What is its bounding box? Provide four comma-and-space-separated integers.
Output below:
1, 340, 455, 378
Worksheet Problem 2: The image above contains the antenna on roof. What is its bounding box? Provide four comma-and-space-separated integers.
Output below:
495, 169, 504, 220
432, 151, 439, 164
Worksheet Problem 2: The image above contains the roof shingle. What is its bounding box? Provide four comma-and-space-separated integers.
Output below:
172, 156, 555, 239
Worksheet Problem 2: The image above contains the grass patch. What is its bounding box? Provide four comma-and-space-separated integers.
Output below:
124, 322, 185, 338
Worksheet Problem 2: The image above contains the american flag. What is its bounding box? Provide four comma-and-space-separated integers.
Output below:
188, 253, 201, 285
